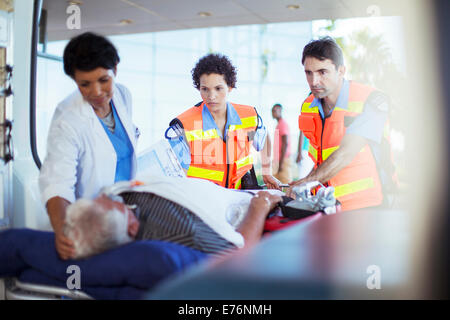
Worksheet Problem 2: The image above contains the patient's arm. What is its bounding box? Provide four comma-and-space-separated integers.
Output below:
237, 191, 282, 249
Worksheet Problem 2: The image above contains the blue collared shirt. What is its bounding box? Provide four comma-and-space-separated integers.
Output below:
202, 101, 241, 140
167, 102, 267, 170
307, 79, 388, 144
310, 79, 350, 120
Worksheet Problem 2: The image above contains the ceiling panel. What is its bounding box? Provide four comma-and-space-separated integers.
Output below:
234, 0, 344, 13
42, 0, 406, 41
132, 0, 252, 20
181, 15, 265, 30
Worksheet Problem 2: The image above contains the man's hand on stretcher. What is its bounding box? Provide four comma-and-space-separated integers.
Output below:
238, 191, 283, 249
251, 191, 283, 212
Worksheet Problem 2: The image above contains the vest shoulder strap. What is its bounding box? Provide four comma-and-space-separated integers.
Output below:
300, 93, 316, 114
169, 117, 183, 129
229, 103, 258, 131
348, 81, 375, 102
230, 103, 257, 118
303, 92, 314, 104
177, 105, 203, 127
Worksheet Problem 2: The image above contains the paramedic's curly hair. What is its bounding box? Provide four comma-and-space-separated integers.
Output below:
63, 32, 120, 77
191, 53, 237, 89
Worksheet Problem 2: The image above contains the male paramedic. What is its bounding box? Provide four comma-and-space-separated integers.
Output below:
288, 37, 396, 211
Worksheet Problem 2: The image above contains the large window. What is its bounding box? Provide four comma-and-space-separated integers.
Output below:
36, 21, 313, 178
36, 17, 405, 180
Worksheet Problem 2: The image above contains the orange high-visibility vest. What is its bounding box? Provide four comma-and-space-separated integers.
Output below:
177, 102, 257, 189
298, 81, 384, 211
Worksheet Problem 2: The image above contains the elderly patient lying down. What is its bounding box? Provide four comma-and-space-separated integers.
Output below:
64, 175, 283, 259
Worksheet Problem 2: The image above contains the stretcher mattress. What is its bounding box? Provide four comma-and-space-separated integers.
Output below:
0, 229, 207, 299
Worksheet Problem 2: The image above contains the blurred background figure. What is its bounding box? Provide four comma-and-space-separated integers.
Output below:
271, 103, 292, 183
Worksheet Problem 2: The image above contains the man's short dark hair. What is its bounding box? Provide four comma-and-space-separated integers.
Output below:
191, 53, 237, 89
301, 36, 344, 69
63, 32, 120, 77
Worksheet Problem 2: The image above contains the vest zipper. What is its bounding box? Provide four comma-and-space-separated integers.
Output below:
225, 164, 230, 188
320, 117, 326, 165
320, 115, 329, 187
225, 132, 230, 188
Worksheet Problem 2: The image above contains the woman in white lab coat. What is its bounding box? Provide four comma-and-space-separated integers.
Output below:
39, 32, 139, 260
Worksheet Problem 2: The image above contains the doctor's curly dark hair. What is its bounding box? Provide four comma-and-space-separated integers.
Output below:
191, 53, 237, 89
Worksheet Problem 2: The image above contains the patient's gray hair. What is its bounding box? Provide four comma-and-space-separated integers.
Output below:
64, 199, 132, 259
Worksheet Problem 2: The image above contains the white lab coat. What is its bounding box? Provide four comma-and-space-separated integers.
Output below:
39, 83, 139, 205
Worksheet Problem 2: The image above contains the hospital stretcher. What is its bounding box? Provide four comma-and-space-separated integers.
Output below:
1, 217, 322, 300
1, 183, 339, 300
0, 213, 323, 300
0, 229, 207, 300
0, 212, 331, 300
4, 277, 93, 300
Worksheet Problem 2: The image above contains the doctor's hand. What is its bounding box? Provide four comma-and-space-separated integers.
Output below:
262, 174, 281, 190
46, 197, 75, 259
55, 230, 76, 260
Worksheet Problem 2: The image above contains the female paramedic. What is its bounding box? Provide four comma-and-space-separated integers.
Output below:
39, 32, 139, 260
166, 53, 280, 190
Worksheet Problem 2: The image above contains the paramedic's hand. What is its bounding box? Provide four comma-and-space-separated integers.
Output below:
262, 174, 281, 190
286, 177, 309, 199
55, 230, 75, 260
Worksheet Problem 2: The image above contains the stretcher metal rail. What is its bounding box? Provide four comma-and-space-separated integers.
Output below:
4, 278, 93, 300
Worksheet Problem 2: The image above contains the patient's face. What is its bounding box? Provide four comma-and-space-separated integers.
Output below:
94, 195, 140, 238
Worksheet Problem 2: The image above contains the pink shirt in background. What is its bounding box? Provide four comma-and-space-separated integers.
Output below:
273, 118, 291, 161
